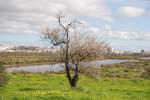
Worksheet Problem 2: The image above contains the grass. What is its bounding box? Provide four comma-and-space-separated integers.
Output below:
107, 53, 150, 60
0, 65, 7, 86
0, 53, 150, 100
0, 52, 61, 67
0, 72, 150, 100
100, 60, 150, 79
0, 52, 148, 67
79, 59, 150, 80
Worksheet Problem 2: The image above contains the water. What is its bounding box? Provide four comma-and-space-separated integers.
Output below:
81, 59, 132, 67
6, 59, 135, 73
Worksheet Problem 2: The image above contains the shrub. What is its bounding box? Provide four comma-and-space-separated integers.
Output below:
79, 65, 101, 80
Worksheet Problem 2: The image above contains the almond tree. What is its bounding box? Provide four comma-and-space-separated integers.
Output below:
42, 13, 110, 88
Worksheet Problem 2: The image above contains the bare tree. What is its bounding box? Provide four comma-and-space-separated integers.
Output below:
42, 13, 110, 88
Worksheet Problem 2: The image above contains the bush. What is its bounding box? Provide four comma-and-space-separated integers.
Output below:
79, 66, 101, 79
0, 64, 7, 86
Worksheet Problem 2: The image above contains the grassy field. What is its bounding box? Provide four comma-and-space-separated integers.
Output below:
0, 59, 150, 100
0, 73, 150, 100
0, 52, 150, 100
0, 52, 149, 67
0, 52, 60, 67
107, 53, 150, 60
0, 52, 104, 67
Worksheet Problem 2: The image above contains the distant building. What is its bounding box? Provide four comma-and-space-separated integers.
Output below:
111, 48, 133, 55
0, 45, 60, 53
0, 44, 13, 52
112, 50, 124, 55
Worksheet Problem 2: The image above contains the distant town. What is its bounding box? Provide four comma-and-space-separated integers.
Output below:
0, 44, 58, 53
0, 44, 150, 55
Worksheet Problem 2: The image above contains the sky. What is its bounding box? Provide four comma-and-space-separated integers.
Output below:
0, 0, 150, 51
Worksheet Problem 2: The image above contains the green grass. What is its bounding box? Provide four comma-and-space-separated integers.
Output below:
0, 53, 150, 100
0, 73, 150, 100
100, 60, 150, 79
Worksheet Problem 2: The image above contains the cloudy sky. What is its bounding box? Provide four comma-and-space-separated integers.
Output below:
0, 0, 150, 51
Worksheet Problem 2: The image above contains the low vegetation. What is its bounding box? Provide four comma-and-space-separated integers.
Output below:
0, 47, 150, 99
108, 53, 150, 60
0, 51, 106, 67
0, 64, 7, 86
0, 52, 60, 67
80, 59, 150, 80
0, 73, 149, 100
0, 59, 149, 100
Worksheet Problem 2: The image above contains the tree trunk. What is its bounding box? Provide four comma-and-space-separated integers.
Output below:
65, 63, 78, 88
65, 28, 78, 88
71, 64, 78, 87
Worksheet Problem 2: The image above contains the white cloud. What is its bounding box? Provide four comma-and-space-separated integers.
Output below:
103, 30, 150, 40
87, 26, 150, 40
119, 6, 145, 17
0, 0, 111, 34
104, 24, 112, 30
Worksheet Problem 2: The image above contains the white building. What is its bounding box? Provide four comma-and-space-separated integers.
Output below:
0, 44, 13, 52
